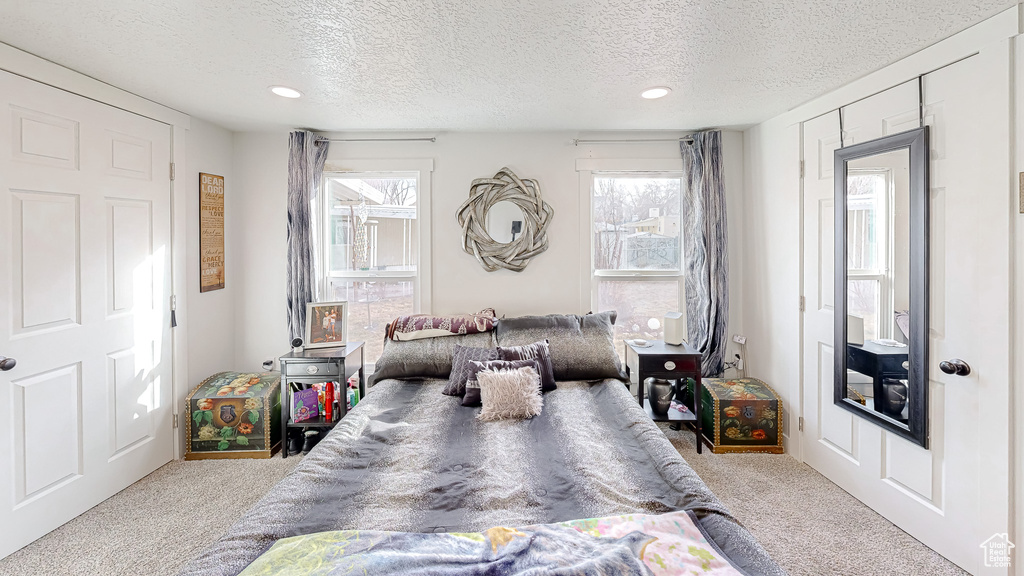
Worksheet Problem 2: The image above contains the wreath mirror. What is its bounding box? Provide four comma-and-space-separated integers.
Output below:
457, 167, 554, 272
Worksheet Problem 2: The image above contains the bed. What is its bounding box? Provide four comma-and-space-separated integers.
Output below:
181, 313, 785, 576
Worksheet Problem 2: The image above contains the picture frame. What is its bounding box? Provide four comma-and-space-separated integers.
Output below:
199, 172, 225, 292
305, 301, 348, 349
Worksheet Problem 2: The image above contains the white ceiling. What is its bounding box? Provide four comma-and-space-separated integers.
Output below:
0, 1, 1012, 132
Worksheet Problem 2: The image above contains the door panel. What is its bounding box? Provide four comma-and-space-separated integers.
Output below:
800, 48, 1010, 574
10, 106, 79, 169
0, 70, 173, 559
12, 190, 80, 332
12, 363, 82, 503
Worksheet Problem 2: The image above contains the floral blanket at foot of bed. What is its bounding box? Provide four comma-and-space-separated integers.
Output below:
237, 510, 746, 576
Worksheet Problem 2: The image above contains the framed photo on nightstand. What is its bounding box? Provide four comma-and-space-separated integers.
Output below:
305, 301, 348, 349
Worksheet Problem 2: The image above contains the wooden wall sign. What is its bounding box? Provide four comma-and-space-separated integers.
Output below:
200, 172, 225, 292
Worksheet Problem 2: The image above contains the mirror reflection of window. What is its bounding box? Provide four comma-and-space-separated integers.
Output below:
846, 170, 889, 341
846, 148, 909, 346
844, 149, 911, 422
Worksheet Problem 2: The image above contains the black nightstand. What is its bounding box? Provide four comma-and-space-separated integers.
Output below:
624, 340, 704, 454
278, 342, 364, 458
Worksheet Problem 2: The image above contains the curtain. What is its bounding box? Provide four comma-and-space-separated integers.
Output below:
680, 131, 729, 377
286, 131, 329, 342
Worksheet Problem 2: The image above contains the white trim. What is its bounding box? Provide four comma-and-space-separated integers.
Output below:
169, 125, 189, 460
320, 159, 433, 314
578, 169, 594, 314
0, 42, 191, 129
577, 164, 686, 314
575, 158, 684, 172
328, 271, 416, 279
595, 270, 682, 277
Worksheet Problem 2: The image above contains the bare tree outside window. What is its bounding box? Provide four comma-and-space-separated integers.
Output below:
593, 177, 681, 271
593, 175, 684, 359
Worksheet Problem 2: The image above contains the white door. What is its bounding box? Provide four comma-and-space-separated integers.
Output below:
800, 46, 1011, 574
0, 71, 174, 558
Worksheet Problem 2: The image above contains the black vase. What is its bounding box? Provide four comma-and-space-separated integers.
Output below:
880, 379, 908, 417
646, 378, 673, 415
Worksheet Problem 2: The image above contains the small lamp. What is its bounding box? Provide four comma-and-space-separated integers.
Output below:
664, 312, 686, 346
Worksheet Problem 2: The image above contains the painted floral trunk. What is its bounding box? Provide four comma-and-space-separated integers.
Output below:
689, 377, 784, 454
185, 372, 282, 459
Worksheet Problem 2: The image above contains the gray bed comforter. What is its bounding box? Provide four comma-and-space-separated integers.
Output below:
180, 378, 785, 576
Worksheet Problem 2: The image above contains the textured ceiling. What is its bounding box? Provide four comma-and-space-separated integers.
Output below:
0, 1, 1012, 131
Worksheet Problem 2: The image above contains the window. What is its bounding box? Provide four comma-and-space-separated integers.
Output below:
590, 173, 685, 358
846, 169, 892, 341
320, 171, 422, 366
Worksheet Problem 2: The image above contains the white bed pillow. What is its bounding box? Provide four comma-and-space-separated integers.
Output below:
477, 366, 543, 421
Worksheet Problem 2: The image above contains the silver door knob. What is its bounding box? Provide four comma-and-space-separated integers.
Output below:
0, 356, 15, 371
939, 359, 971, 376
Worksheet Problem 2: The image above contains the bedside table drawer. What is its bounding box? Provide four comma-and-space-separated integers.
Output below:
639, 355, 700, 376
284, 361, 341, 377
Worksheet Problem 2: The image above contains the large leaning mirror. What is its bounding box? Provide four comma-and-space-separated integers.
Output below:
834, 127, 929, 447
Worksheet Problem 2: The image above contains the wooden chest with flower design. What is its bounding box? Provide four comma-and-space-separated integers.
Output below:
185, 371, 282, 459
689, 377, 783, 454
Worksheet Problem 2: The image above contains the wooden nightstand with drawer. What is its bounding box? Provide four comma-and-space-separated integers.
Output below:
278, 342, 364, 459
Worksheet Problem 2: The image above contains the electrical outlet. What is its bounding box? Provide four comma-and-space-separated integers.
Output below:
733, 334, 747, 345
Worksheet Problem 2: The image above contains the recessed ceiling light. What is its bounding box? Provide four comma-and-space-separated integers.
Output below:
641, 87, 671, 99
270, 86, 303, 99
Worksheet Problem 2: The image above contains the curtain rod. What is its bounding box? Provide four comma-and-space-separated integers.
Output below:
316, 137, 436, 144
573, 137, 694, 146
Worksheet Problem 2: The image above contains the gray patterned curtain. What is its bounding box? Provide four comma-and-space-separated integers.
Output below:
680, 131, 729, 377
286, 131, 329, 342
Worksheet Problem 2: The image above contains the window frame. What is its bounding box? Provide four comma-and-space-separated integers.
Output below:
846, 167, 894, 340
576, 158, 687, 337
319, 159, 433, 316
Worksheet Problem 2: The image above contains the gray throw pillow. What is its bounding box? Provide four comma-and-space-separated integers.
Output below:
496, 341, 556, 392
461, 358, 541, 407
477, 367, 544, 421
495, 311, 625, 381
442, 344, 498, 396
369, 331, 496, 387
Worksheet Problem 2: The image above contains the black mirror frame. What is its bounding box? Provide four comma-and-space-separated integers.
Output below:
834, 126, 929, 448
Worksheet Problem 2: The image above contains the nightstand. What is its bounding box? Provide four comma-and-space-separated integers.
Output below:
624, 340, 704, 454
278, 342, 364, 459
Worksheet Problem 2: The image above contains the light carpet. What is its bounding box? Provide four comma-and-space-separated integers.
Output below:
659, 423, 967, 576
0, 429, 966, 576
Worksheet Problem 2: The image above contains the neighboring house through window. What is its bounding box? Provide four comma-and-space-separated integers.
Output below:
320, 161, 432, 368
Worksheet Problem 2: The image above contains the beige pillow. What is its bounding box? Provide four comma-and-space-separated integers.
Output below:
477, 366, 543, 421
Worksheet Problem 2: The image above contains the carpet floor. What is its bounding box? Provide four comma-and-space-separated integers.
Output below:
0, 428, 967, 576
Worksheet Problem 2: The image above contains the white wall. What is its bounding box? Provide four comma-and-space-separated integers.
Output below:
741, 119, 801, 445
183, 118, 237, 385
232, 131, 746, 371
232, 132, 290, 370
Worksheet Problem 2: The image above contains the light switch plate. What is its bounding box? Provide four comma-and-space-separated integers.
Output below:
1020, 172, 1024, 213
733, 334, 747, 345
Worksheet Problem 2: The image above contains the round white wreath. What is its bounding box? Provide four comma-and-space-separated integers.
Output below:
456, 167, 554, 272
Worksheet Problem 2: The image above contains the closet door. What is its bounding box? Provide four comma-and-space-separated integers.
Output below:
801, 47, 1011, 574
0, 70, 174, 559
